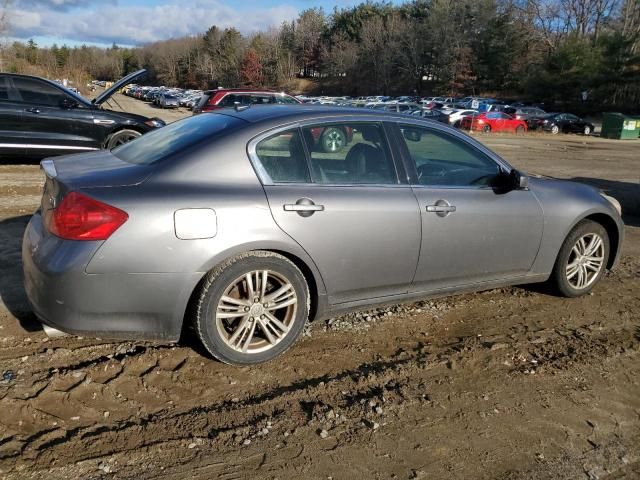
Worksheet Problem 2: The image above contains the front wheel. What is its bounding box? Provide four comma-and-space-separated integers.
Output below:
515, 125, 525, 135
549, 220, 609, 297
105, 129, 142, 149
195, 252, 309, 365
583, 125, 592, 135
551, 125, 560, 134
482, 124, 492, 133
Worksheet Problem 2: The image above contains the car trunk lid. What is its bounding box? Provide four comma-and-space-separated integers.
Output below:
40, 151, 151, 220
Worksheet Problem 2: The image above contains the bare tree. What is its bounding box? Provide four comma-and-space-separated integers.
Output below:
0, 0, 10, 36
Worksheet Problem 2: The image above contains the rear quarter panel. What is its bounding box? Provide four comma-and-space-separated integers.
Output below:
83, 131, 328, 295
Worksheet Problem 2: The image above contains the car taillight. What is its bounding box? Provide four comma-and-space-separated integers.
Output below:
45, 191, 128, 241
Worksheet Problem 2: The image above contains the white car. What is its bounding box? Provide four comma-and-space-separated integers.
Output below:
448, 109, 479, 127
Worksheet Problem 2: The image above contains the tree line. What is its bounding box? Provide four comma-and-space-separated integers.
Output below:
1, 0, 639, 112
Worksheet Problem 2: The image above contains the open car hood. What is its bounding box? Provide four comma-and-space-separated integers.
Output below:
92, 69, 147, 106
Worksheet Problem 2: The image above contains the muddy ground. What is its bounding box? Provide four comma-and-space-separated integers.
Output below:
0, 96, 639, 479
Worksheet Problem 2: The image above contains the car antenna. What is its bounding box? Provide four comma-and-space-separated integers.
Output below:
234, 102, 250, 112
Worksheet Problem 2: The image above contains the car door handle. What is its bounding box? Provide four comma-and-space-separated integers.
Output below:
25, 108, 41, 114
284, 204, 324, 212
284, 198, 324, 217
426, 205, 456, 213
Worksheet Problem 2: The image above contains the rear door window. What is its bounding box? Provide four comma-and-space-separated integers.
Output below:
12, 77, 66, 107
301, 123, 397, 185
254, 129, 310, 183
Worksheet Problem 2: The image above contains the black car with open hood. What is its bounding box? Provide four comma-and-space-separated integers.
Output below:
0, 69, 165, 159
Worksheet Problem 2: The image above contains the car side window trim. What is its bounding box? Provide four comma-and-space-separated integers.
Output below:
391, 121, 512, 189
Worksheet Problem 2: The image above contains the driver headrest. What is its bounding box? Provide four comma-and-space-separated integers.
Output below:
358, 125, 381, 143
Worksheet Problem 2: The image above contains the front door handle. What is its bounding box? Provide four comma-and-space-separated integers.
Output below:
284, 198, 324, 217
426, 200, 456, 217
25, 108, 41, 114
426, 205, 456, 213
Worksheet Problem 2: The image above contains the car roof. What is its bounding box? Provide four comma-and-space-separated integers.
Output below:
215, 105, 416, 124
210, 88, 293, 95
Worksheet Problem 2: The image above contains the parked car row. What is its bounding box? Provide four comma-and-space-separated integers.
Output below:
295, 95, 595, 136
123, 85, 204, 110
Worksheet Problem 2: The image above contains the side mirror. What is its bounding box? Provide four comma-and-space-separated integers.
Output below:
61, 98, 78, 109
510, 169, 529, 189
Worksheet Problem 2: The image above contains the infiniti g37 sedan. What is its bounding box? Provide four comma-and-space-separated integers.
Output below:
22, 106, 624, 365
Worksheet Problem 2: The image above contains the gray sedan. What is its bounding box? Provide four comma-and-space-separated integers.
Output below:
22, 106, 624, 365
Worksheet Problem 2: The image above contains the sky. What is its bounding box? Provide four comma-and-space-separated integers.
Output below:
6, 0, 394, 48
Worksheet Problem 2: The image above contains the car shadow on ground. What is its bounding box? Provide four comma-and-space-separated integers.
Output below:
0, 215, 42, 332
569, 177, 640, 227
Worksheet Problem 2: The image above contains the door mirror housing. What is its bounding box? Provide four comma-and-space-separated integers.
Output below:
510, 169, 529, 189
61, 98, 79, 109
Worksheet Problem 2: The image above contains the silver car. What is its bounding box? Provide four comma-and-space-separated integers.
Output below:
22, 106, 624, 365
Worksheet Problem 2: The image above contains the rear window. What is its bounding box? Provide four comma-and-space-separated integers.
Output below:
112, 113, 244, 165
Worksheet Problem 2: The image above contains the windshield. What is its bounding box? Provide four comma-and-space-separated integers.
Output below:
112, 113, 244, 165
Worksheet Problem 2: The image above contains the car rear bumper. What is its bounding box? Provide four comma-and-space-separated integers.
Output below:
22, 212, 200, 341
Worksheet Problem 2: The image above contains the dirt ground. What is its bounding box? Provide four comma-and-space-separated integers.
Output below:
0, 96, 639, 480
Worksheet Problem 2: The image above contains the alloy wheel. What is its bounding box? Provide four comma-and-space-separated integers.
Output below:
113, 131, 141, 146
565, 233, 605, 290
215, 270, 298, 354
321, 128, 346, 152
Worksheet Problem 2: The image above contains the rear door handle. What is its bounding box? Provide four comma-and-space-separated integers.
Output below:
284, 198, 324, 217
25, 108, 41, 114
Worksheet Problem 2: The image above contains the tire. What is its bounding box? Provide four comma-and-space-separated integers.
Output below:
583, 125, 592, 135
320, 127, 347, 153
515, 125, 525, 135
549, 220, 610, 297
482, 124, 491, 133
194, 251, 310, 365
106, 129, 142, 149
551, 125, 560, 134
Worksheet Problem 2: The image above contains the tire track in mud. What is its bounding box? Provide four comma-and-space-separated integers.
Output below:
2, 320, 637, 474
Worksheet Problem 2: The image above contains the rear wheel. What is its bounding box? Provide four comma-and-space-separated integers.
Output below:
106, 129, 141, 149
549, 220, 609, 297
195, 251, 309, 365
583, 125, 592, 135
515, 125, 525, 135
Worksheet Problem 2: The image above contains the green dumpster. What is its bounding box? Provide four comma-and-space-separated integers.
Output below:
601, 112, 640, 139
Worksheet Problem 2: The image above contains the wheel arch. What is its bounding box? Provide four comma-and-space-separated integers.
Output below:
582, 213, 620, 269
179, 245, 327, 339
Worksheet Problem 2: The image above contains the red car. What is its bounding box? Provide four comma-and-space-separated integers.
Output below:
193, 89, 300, 113
460, 112, 528, 134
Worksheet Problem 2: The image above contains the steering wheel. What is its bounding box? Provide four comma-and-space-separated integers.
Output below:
417, 162, 447, 180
